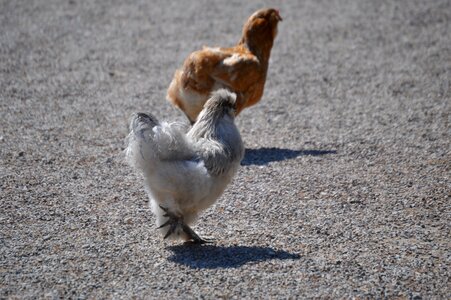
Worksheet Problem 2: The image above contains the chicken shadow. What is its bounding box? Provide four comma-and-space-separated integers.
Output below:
241, 147, 337, 166
166, 244, 300, 269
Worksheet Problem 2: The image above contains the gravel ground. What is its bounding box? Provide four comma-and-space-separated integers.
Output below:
1, 0, 450, 298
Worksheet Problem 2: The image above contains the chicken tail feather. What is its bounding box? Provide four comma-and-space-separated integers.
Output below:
125, 112, 196, 174
131, 112, 159, 139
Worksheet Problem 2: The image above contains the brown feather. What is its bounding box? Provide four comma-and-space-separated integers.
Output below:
167, 8, 282, 123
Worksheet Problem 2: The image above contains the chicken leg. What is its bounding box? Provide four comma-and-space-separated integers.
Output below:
158, 205, 212, 244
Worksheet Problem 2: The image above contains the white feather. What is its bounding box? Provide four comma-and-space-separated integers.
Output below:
126, 90, 244, 241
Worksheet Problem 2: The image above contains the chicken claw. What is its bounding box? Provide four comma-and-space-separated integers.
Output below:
181, 223, 214, 244
158, 205, 213, 244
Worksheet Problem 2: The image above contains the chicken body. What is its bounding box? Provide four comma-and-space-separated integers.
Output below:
167, 8, 282, 123
126, 89, 244, 243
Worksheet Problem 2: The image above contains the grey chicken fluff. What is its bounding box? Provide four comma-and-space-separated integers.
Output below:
126, 89, 244, 243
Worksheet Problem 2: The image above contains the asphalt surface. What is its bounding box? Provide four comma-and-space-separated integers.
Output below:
1, 0, 450, 298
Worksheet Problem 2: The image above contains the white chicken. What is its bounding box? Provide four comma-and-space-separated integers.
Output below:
126, 89, 244, 243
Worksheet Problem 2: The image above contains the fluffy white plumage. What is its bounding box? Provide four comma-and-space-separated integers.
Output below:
126, 89, 244, 243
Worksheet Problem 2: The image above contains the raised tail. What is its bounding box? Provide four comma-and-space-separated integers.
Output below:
131, 112, 159, 139
125, 112, 196, 173
125, 112, 161, 172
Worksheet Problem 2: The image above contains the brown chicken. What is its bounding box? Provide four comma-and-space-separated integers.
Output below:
167, 8, 282, 123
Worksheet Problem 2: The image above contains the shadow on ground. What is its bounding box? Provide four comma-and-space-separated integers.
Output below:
167, 244, 300, 269
241, 147, 337, 166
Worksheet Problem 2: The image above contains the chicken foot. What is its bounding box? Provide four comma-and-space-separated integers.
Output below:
158, 205, 213, 244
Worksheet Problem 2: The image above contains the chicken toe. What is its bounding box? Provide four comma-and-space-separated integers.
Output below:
181, 223, 214, 244
158, 205, 213, 243
158, 205, 182, 239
